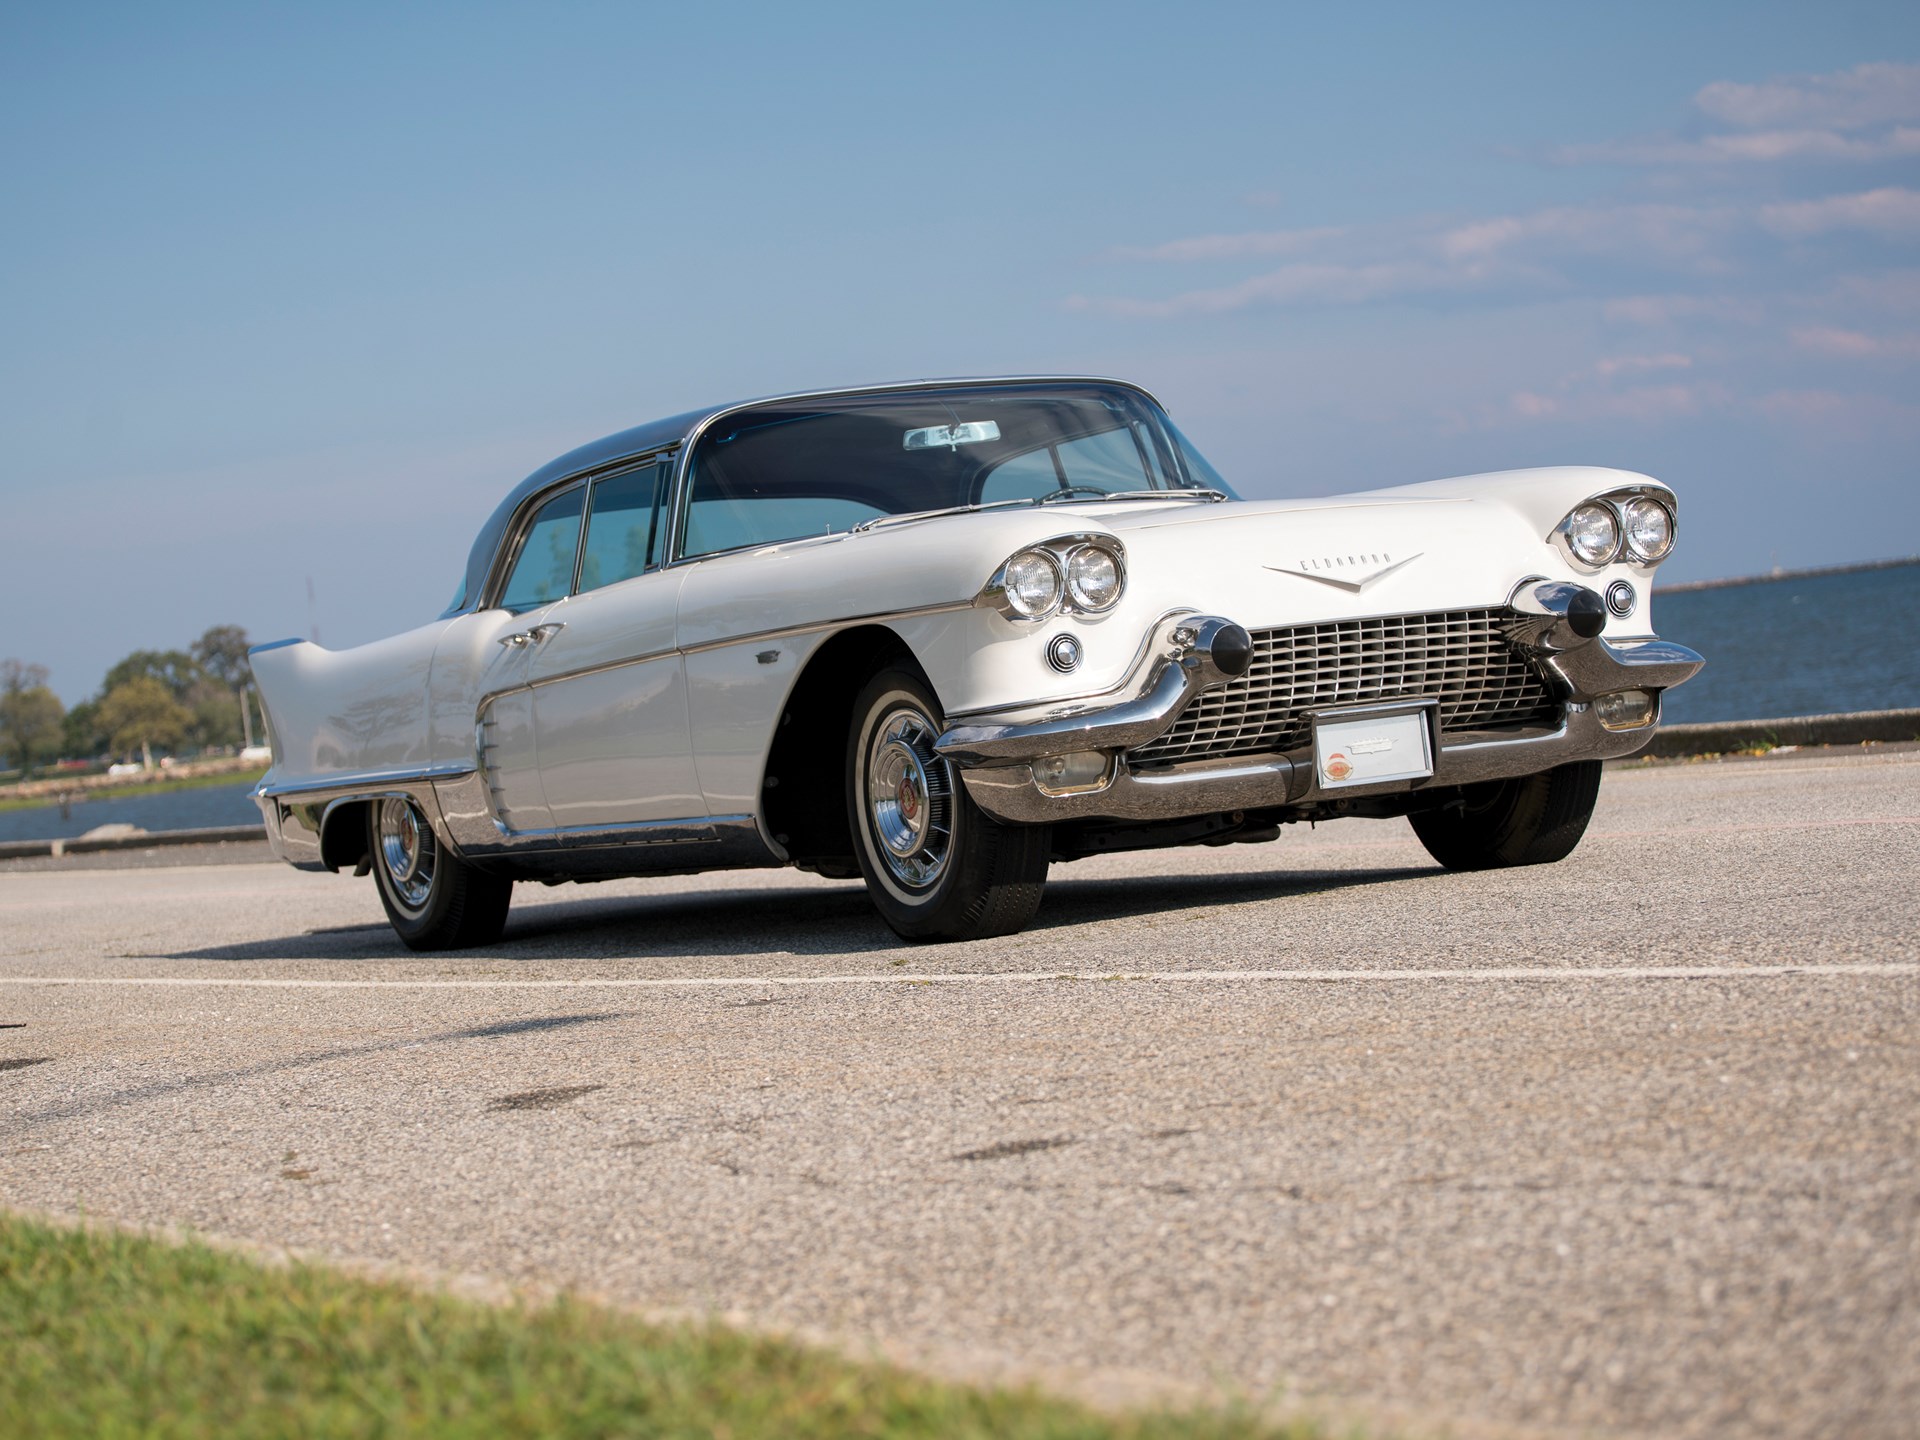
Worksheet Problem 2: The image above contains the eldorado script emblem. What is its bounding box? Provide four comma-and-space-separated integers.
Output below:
1264, 552, 1422, 592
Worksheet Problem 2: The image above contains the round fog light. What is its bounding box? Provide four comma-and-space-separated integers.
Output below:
1594, 689, 1657, 732
1045, 634, 1082, 672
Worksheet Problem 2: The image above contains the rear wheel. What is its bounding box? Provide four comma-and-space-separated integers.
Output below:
1408, 760, 1602, 871
368, 797, 513, 950
847, 668, 1049, 941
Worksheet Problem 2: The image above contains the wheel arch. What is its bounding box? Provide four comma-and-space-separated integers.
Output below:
760, 624, 925, 875
318, 798, 374, 872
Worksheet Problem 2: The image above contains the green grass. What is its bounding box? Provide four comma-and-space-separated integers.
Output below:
0, 1214, 1337, 1440
0, 767, 267, 815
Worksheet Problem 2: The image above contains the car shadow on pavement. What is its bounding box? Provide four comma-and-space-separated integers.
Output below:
156, 863, 1433, 964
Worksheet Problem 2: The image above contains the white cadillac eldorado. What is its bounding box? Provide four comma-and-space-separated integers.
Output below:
250, 378, 1703, 949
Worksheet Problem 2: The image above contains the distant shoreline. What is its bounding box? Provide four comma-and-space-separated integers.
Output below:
1657, 555, 1919, 594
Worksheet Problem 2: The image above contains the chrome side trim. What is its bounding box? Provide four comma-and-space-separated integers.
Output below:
468, 602, 979, 715
433, 771, 781, 871
676, 601, 974, 660
255, 763, 477, 800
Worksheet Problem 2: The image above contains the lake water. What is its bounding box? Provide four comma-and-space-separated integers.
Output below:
5, 561, 1914, 841
0, 780, 264, 844
1653, 561, 1920, 725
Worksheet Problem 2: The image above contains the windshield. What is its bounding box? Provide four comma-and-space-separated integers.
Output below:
679, 383, 1236, 558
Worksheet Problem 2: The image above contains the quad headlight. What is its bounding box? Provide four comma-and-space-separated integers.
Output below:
1564, 503, 1621, 567
1555, 491, 1677, 569
984, 538, 1126, 621
1001, 549, 1064, 618
1066, 545, 1124, 611
1621, 497, 1675, 563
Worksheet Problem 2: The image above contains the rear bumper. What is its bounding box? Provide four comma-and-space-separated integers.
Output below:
940, 603, 1703, 826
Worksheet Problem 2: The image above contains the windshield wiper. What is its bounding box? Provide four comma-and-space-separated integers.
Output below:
850, 498, 1039, 534
852, 488, 1230, 534
1037, 488, 1230, 505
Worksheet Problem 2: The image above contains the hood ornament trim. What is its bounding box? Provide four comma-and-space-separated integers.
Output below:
1264, 552, 1422, 593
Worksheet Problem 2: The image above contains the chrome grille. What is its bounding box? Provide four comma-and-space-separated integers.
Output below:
1131, 608, 1557, 765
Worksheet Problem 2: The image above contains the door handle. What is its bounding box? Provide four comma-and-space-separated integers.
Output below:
499, 622, 565, 648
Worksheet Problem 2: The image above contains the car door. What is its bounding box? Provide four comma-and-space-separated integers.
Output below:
430, 481, 589, 834
525, 457, 704, 829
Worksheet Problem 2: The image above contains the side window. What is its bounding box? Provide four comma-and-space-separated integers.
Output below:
497, 486, 584, 612
578, 460, 669, 594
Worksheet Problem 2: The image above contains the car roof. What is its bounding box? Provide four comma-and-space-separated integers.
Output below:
447, 376, 1160, 615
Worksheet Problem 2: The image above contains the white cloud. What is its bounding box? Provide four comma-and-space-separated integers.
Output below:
1075, 202, 1738, 316
1831, 269, 1920, 311
1438, 204, 1733, 263
1760, 186, 1920, 237
1694, 62, 1920, 131
1603, 294, 1763, 326
1593, 353, 1693, 379
1554, 63, 1920, 167
1791, 326, 1920, 359
1107, 227, 1343, 263
1067, 261, 1458, 317
1500, 383, 1725, 425
1556, 127, 1920, 165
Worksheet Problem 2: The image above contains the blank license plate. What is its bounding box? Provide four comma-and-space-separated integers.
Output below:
1313, 709, 1433, 789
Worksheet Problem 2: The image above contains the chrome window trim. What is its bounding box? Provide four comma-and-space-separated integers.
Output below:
479, 447, 681, 612
661, 377, 1172, 570
486, 479, 588, 615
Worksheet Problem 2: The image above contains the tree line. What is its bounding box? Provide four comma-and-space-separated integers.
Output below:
1, 625, 261, 776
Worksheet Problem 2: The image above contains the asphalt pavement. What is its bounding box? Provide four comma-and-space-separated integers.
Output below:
3, 748, 1916, 1439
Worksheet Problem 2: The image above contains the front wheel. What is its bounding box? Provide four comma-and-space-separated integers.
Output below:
368, 797, 513, 950
1408, 760, 1602, 871
847, 668, 1049, 941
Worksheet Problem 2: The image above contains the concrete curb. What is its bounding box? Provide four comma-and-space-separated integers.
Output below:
1644, 708, 1920, 758
0, 824, 266, 862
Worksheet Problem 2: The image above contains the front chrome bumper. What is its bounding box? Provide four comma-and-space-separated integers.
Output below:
937, 596, 1704, 827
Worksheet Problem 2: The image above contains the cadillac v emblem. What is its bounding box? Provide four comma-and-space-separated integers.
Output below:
1265, 551, 1422, 592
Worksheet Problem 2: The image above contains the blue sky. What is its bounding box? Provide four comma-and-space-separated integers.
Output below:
3, 2, 1916, 704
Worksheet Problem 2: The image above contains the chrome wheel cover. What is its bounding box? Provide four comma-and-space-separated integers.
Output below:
376, 797, 437, 914
865, 704, 954, 891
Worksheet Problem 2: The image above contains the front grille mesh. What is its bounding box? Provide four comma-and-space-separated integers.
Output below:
1131, 607, 1558, 766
